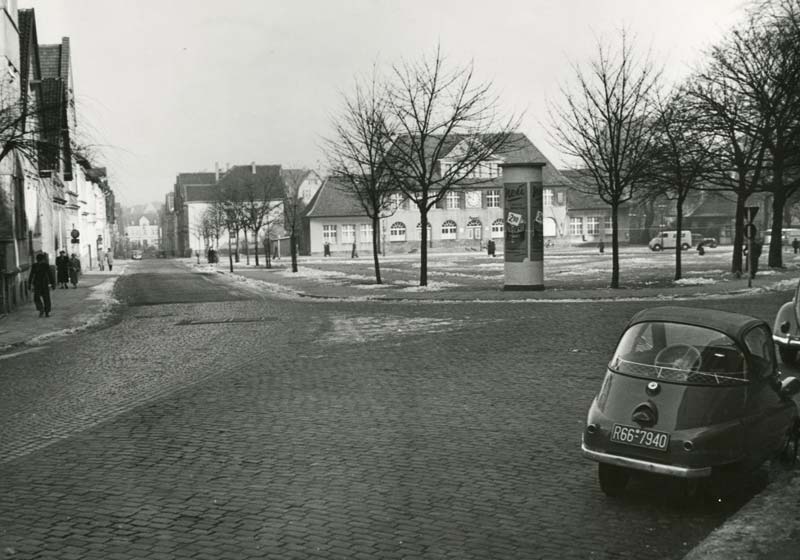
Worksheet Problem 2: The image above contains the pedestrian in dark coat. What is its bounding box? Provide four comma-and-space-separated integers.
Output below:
68, 253, 81, 287
28, 253, 56, 317
55, 250, 69, 288
323, 241, 331, 257
487, 239, 496, 257
793, 238, 799, 254
750, 237, 763, 278
105, 249, 114, 271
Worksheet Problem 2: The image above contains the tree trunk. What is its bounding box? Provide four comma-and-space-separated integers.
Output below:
674, 197, 684, 281
611, 203, 620, 289
253, 228, 260, 267
419, 205, 429, 286
234, 231, 240, 263
371, 215, 382, 284
769, 187, 786, 268
264, 238, 271, 269
640, 200, 655, 245
244, 230, 250, 265
290, 232, 298, 272
731, 194, 746, 276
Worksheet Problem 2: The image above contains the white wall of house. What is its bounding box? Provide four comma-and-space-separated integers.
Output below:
309, 217, 373, 255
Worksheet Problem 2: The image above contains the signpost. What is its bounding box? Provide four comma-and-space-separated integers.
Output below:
502, 162, 545, 290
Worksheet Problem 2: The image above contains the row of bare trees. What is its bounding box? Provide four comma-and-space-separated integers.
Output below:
325, 48, 520, 286
551, 0, 800, 287
195, 167, 306, 272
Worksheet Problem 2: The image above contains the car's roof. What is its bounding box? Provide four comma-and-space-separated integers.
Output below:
627, 306, 767, 341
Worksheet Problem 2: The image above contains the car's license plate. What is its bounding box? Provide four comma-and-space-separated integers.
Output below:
610, 424, 670, 451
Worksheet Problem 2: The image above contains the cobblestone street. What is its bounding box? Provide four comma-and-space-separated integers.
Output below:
0, 260, 792, 559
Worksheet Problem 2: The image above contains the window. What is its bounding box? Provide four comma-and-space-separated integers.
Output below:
446, 191, 460, 209
543, 189, 553, 207
569, 217, 583, 236
390, 193, 403, 209
441, 220, 457, 240
556, 191, 564, 204
586, 217, 600, 235
486, 190, 500, 208
466, 218, 482, 240
341, 224, 356, 244
604, 216, 613, 234
416, 222, 432, 240
323, 225, 337, 244
389, 222, 406, 242
744, 326, 774, 378
491, 218, 504, 238
359, 224, 372, 242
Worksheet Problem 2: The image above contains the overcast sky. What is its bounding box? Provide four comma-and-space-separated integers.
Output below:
21, 0, 749, 206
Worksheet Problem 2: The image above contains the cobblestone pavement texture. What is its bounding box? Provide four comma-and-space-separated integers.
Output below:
0, 258, 797, 559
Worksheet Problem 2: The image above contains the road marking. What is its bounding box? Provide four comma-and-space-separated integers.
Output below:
0, 346, 48, 361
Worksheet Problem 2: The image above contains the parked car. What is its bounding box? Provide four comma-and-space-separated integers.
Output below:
649, 231, 692, 251
582, 306, 800, 497
773, 278, 800, 365
131, 250, 143, 260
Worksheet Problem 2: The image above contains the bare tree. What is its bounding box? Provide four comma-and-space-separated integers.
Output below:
219, 167, 283, 267
649, 90, 713, 280
384, 46, 520, 286
202, 202, 226, 249
549, 30, 661, 288
688, 72, 767, 275
708, 0, 800, 268
325, 69, 398, 284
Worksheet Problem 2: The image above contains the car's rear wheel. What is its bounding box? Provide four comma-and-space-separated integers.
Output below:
598, 464, 630, 497
779, 346, 797, 366
681, 243, 691, 250
652, 244, 662, 252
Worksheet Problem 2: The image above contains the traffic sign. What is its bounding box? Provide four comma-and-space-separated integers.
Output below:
744, 206, 759, 223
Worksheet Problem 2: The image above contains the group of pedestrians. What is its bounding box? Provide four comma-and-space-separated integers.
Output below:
27, 248, 114, 318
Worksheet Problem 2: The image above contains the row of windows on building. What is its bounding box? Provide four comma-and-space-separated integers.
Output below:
389, 189, 565, 211
321, 215, 613, 245
569, 216, 613, 236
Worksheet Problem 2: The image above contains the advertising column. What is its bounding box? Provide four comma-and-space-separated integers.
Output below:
502, 162, 545, 290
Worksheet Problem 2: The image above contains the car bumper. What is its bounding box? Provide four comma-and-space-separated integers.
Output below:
773, 334, 800, 347
581, 442, 712, 478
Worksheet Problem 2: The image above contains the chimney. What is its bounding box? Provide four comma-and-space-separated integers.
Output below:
251, 161, 256, 174
214, 162, 219, 182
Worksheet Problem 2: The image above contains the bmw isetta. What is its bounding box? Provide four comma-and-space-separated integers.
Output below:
582, 306, 800, 497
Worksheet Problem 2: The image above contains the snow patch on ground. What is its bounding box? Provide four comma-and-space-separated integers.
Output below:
395, 280, 460, 291
674, 277, 718, 286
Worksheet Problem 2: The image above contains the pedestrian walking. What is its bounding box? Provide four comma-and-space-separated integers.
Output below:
105, 249, 114, 271
98, 248, 105, 271
55, 250, 69, 289
487, 239, 496, 257
28, 253, 56, 317
696, 241, 705, 256
351, 242, 359, 258
750, 236, 763, 278
598, 240, 605, 254
68, 253, 81, 287
272, 244, 280, 260
323, 241, 331, 257
793, 238, 799, 254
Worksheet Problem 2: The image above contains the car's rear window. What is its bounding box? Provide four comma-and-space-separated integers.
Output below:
609, 321, 748, 385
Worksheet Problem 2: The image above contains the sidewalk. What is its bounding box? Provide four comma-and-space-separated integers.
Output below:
0, 265, 124, 353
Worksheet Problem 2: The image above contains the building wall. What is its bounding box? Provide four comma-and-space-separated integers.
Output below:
309, 217, 373, 255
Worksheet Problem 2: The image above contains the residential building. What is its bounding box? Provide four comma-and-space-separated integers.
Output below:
122, 202, 161, 250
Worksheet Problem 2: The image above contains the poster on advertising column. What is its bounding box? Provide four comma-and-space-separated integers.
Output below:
504, 182, 544, 263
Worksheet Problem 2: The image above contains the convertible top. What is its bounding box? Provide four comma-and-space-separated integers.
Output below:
627, 306, 767, 342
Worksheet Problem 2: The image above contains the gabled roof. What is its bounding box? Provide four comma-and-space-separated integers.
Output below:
217, 164, 284, 200
18, 9, 41, 106
184, 184, 219, 203
394, 132, 569, 187
560, 169, 610, 210
175, 172, 216, 187
281, 168, 311, 190
303, 176, 367, 219
39, 44, 62, 80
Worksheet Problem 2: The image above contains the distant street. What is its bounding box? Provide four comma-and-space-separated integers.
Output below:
0, 259, 793, 559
